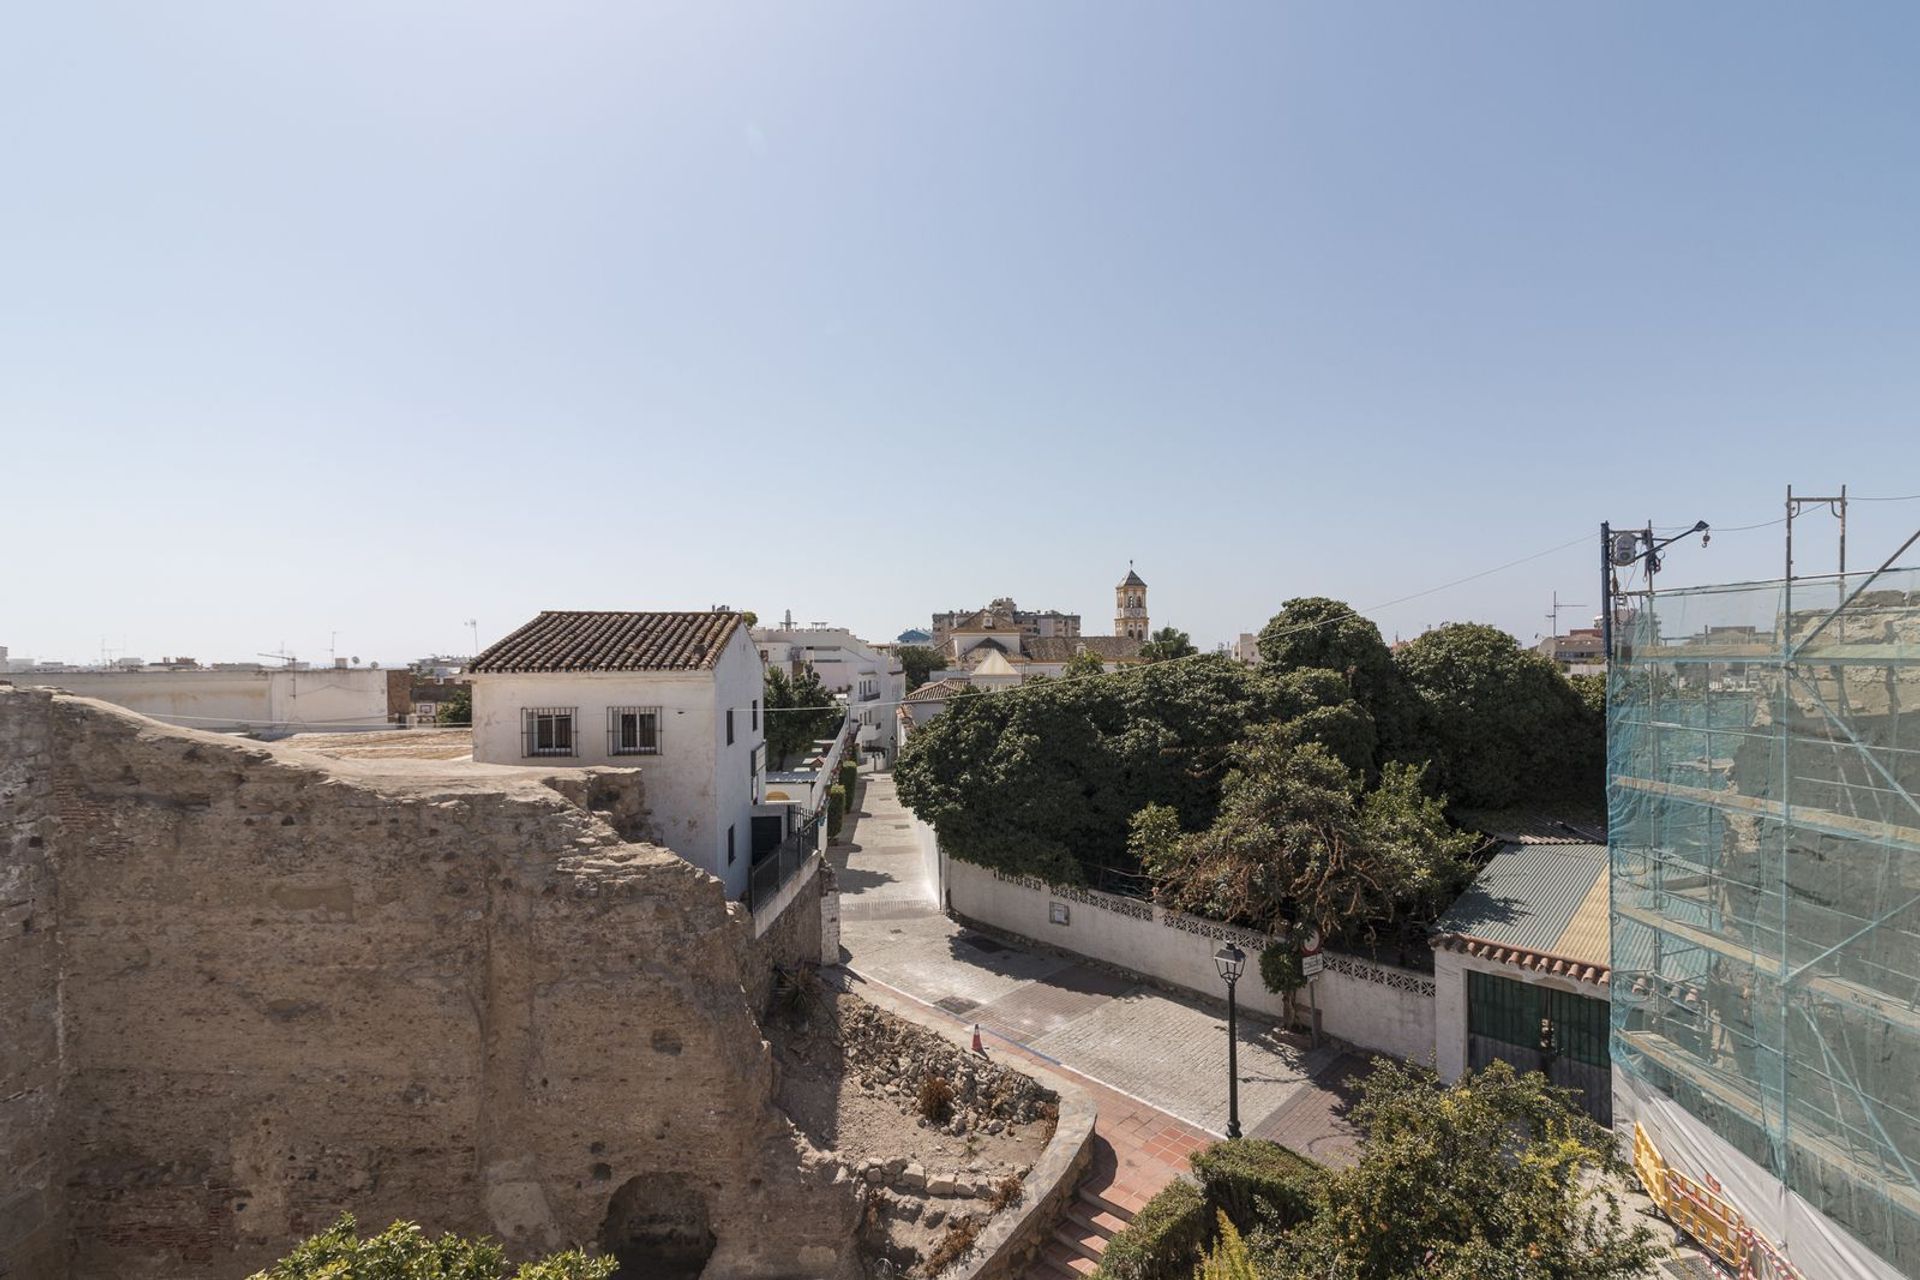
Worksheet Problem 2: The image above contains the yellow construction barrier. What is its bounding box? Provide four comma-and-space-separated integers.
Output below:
1631, 1123, 1805, 1280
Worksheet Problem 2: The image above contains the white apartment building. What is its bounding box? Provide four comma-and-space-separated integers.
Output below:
753, 623, 905, 760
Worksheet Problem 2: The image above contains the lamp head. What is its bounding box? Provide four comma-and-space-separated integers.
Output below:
1214, 942, 1246, 983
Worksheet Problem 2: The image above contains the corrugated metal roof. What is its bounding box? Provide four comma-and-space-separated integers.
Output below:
1434, 842, 1610, 966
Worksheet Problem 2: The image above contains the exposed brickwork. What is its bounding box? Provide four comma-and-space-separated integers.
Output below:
0, 688, 860, 1280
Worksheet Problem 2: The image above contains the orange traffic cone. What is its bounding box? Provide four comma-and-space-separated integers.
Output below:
971, 1023, 985, 1055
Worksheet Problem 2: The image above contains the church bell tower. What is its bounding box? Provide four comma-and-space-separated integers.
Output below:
1115, 563, 1149, 640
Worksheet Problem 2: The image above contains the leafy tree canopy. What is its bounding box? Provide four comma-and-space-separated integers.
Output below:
1256, 598, 1419, 765
1146, 736, 1474, 949
436, 685, 472, 727
1274, 1061, 1662, 1280
897, 645, 944, 692
1064, 649, 1106, 678
763, 662, 843, 767
896, 656, 1296, 883
1139, 626, 1198, 663
249, 1215, 613, 1280
1395, 623, 1600, 809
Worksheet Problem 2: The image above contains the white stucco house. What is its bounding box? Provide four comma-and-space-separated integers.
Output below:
468, 610, 765, 899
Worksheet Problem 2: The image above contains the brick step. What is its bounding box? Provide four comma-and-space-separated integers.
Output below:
1036, 1241, 1100, 1277
1023, 1260, 1082, 1280
1062, 1202, 1130, 1240
1074, 1184, 1140, 1224
1022, 1252, 1083, 1280
1051, 1222, 1107, 1263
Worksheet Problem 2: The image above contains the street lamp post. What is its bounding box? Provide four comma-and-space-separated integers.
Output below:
1214, 942, 1246, 1139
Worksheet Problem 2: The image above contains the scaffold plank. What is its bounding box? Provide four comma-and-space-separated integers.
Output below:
1613, 776, 1920, 853
1614, 901, 1783, 976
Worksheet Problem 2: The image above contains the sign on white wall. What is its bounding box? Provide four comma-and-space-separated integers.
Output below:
1049, 901, 1070, 926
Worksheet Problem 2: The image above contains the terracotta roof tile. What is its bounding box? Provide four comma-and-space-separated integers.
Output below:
904, 677, 970, 704
469, 611, 743, 674
1022, 635, 1145, 663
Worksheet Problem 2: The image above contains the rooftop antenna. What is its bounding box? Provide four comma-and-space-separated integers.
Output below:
1545, 592, 1589, 640
257, 646, 297, 668
465, 619, 479, 654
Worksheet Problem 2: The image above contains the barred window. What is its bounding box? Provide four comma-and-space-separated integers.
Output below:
608, 706, 661, 756
522, 707, 576, 758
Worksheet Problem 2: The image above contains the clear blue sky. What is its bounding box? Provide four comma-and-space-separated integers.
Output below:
4, 3, 1918, 665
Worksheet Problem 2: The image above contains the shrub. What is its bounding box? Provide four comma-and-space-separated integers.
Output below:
1190, 1139, 1322, 1233
1196, 1211, 1259, 1280
918, 1073, 955, 1123
840, 759, 859, 808
986, 1172, 1024, 1211
1258, 942, 1304, 997
1092, 1178, 1208, 1280
248, 1214, 612, 1280
828, 784, 847, 839
918, 1213, 980, 1277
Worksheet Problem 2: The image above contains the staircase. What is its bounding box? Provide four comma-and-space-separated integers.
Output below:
1025, 1182, 1133, 1279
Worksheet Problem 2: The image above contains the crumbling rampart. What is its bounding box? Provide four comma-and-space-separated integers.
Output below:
0, 687, 856, 1280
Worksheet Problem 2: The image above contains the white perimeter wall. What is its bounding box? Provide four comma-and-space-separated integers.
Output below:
938, 834, 1435, 1063
10, 669, 391, 732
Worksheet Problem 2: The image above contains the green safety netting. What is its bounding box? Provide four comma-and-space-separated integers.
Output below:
1608, 565, 1920, 1275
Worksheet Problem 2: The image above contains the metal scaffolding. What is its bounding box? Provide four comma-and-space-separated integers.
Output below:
1608, 536, 1920, 1277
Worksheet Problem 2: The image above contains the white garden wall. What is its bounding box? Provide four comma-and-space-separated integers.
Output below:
940, 840, 1435, 1064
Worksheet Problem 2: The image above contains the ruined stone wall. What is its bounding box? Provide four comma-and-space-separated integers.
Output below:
0, 688, 65, 1277
0, 688, 858, 1280
746, 859, 828, 1015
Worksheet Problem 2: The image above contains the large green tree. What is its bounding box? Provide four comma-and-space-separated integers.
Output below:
1274, 1061, 1661, 1280
1256, 598, 1419, 767
1394, 623, 1600, 809
1139, 626, 1198, 663
250, 1215, 611, 1280
897, 644, 944, 692
763, 663, 843, 767
895, 656, 1320, 883
1145, 734, 1473, 950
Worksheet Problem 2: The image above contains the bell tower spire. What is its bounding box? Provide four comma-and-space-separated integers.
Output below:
1115, 562, 1149, 641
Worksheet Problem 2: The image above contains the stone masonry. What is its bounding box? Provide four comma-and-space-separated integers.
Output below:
0, 687, 859, 1280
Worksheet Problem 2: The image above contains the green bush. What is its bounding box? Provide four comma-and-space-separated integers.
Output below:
839, 759, 859, 808
1092, 1179, 1208, 1280
828, 784, 847, 839
248, 1214, 612, 1280
1258, 942, 1304, 996
1191, 1139, 1322, 1233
